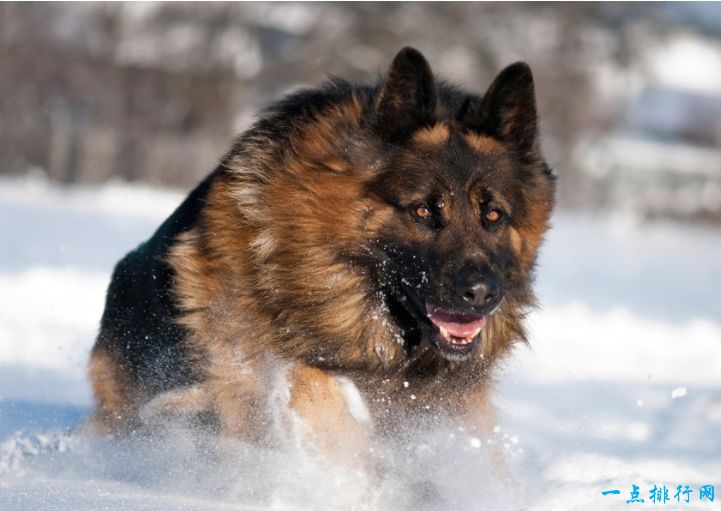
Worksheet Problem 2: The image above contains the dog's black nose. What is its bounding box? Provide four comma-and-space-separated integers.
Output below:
453, 268, 500, 307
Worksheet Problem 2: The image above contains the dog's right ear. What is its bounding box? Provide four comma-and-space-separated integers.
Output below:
375, 47, 437, 142
461, 62, 539, 154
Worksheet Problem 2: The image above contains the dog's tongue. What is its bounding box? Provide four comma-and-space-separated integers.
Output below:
426, 306, 486, 338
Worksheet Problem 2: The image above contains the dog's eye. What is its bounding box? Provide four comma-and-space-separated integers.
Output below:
481, 204, 505, 230
485, 208, 503, 223
414, 203, 433, 220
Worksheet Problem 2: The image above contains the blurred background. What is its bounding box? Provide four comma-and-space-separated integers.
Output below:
2, 2, 721, 222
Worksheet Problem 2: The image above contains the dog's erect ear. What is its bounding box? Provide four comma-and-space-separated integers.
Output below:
375, 47, 437, 141
464, 62, 539, 153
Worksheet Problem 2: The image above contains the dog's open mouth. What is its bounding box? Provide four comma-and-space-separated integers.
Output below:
394, 281, 491, 360
426, 305, 485, 358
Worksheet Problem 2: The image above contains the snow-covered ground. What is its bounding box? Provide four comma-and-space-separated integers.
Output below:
1, 176, 720, 510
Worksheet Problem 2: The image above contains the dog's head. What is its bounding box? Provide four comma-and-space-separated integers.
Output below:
358, 48, 555, 362
237, 47, 555, 368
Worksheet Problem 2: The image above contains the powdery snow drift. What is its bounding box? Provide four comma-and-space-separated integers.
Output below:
1, 176, 720, 510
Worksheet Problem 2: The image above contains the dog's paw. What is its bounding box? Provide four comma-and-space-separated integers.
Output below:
139, 384, 211, 424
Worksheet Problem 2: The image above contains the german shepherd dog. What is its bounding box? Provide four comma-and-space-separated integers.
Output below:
89, 47, 555, 464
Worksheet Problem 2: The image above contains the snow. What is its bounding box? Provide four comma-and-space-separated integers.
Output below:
671, 387, 688, 400
1, 175, 720, 510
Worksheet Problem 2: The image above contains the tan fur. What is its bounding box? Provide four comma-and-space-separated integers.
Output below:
87, 347, 140, 433
412, 124, 450, 146
462, 132, 503, 155
457, 386, 512, 480
287, 365, 370, 460
140, 384, 211, 420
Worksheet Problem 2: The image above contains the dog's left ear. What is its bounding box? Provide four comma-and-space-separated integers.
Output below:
463, 62, 539, 153
375, 47, 437, 141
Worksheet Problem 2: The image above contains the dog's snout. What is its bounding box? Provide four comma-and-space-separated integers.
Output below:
453, 267, 501, 308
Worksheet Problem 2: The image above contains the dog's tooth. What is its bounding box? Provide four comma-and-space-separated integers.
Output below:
439, 326, 449, 339
472, 327, 482, 338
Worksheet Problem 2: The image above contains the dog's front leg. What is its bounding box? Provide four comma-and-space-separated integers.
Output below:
138, 384, 212, 424
284, 365, 372, 465
457, 386, 512, 481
